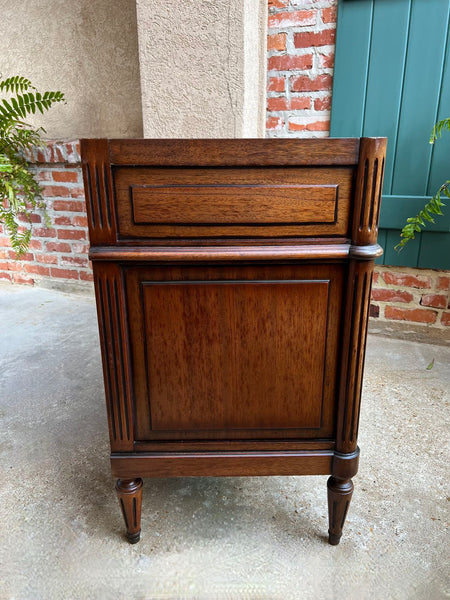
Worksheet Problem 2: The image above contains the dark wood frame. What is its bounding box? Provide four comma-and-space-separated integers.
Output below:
81, 137, 386, 545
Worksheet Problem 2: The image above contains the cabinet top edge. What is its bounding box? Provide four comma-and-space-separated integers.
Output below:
79, 138, 386, 168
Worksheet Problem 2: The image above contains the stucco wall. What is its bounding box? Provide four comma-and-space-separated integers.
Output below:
0, 0, 143, 139
136, 0, 267, 138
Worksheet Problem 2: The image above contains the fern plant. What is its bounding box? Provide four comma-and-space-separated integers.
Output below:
395, 118, 450, 251
0, 76, 65, 256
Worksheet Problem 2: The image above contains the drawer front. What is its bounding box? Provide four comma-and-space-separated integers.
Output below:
131, 184, 338, 225
114, 167, 354, 239
125, 263, 344, 441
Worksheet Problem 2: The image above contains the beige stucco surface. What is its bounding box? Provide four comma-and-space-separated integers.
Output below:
136, 0, 267, 138
0, 0, 143, 139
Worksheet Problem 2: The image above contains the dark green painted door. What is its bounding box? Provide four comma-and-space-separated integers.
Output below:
330, 0, 450, 269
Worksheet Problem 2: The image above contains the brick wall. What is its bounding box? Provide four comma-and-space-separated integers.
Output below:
267, 0, 337, 137
0, 142, 92, 289
371, 267, 450, 329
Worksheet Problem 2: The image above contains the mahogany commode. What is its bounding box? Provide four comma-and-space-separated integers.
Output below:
80, 137, 386, 545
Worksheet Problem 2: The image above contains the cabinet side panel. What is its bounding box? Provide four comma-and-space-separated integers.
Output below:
125, 263, 344, 441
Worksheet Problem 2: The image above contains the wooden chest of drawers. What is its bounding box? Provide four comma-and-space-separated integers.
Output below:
81, 137, 386, 545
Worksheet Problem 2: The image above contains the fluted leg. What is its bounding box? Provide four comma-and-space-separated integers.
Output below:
115, 478, 143, 543
327, 476, 354, 545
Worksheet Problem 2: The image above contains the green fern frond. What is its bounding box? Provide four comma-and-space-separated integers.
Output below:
0, 76, 64, 257
429, 118, 450, 144
395, 181, 448, 251
396, 118, 449, 251
0, 76, 35, 94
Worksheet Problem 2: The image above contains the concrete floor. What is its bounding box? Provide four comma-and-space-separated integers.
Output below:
0, 283, 449, 600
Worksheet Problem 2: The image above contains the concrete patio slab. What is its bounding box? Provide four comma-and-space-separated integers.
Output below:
0, 283, 449, 600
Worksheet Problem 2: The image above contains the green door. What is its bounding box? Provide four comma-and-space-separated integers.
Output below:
330, 0, 450, 269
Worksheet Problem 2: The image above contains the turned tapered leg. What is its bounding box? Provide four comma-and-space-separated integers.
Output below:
327, 476, 354, 545
115, 478, 143, 544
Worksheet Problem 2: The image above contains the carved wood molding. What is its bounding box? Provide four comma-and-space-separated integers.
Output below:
94, 264, 133, 451
80, 139, 117, 244
336, 260, 374, 453
352, 137, 388, 246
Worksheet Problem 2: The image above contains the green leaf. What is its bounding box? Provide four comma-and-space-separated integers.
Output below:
426, 359, 435, 371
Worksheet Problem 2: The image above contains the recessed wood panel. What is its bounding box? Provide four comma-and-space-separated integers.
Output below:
131, 184, 337, 225
142, 279, 329, 432
114, 167, 353, 238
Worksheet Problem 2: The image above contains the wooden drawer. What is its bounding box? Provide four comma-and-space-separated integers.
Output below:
113, 167, 354, 239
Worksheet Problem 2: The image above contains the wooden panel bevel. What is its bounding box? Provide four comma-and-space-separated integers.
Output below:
142, 278, 329, 432
131, 184, 338, 225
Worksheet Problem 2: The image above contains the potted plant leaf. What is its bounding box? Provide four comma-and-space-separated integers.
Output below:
0, 76, 65, 256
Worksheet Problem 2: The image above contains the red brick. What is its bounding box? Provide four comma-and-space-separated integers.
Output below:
46, 242, 71, 253
29, 240, 42, 250
52, 170, 79, 183
80, 271, 94, 282
36, 170, 52, 181
371, 288, 413, 303
382, 271, 432, 289
17, 212, 41, 224
385, 306, 437, 324
34, 227, 57, 238
267, 97, 288, 111
314, 96, 332, 111
266, 116, 284, 130
0, 239, 12, 248
0, 272, 12, 282
268, 54, 313, 72
24, 264, 50, 276
72, 243, 89, 254
268, 10, 316, 28
73, 216, 88, 227
309, 120, 330, 131
317, 52, 335, 69
420, 293, 447, 309
369, 304, 379, 318
8, 251, 34, 262
269, 0, 289, 8
42, 185, 70, 197
290, 96, 311, 109
70, 188, 85, 199
268, 33, 286, 52
288, 121, 307, 131
291, 74, 333, 92
50, 268, 79, 280
441, 311, 450, 326
13, 274, 34, 285
36, 149, 46, 163
57, 229, 87, 240
294, 29, 336, 48
54, 216, 72, 226
321, 7, 337, 24
437, 276, 450, 291
268, 77, 285, 92
53, 200, 85, 212
289, 119, 329, 132
60, 256, 89, 267
34, 253, 58, 265
0, 261, 22, 272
